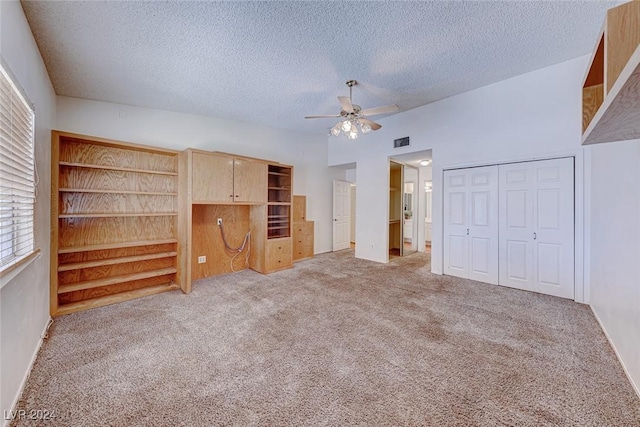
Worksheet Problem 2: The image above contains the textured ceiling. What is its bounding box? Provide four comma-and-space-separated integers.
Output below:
22, 1, 617, 135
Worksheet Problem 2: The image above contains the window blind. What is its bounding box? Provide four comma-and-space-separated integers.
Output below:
0, 63, 35, 270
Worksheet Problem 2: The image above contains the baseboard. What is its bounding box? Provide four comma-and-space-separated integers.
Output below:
3, 317, 51, 427
590, 305, 640, 400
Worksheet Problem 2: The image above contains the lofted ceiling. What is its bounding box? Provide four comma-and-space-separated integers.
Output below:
21, 1, 617, 135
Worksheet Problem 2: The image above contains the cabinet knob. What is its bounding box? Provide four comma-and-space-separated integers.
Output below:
235, 194, 239, 198
229, 195, 233, 198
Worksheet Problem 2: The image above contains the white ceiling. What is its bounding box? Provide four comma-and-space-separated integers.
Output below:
21, 1, 617, 135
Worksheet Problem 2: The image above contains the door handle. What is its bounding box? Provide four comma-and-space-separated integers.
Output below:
533, 232, 537, 240
466, 228, 469, 236
334, 219, 338, 221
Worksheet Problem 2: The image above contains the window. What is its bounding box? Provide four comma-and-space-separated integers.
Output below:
0, 62, 36, 272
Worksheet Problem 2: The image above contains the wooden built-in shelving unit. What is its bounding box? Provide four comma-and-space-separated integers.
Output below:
292, 195, 314, 262
249, 164, 293, 274
583, 0, 640, 145
51, 131, 181, 316
267, 165, 292, 239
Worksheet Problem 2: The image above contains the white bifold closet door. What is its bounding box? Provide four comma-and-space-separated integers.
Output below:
444, 165, 499, 284
498, 157, 574, 299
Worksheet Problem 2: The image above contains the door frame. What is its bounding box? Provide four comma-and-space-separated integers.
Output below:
439, 150, 585, 302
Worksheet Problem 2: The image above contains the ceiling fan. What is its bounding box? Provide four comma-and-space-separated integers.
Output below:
305, 80, 399, 139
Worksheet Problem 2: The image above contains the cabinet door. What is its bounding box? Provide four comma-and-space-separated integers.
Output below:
192, 153, 234, 202
265, 238, 292, 271
234, 159, 267, 203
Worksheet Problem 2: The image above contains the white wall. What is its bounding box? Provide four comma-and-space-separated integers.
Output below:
330, 56, 587, 297
588, 140, 640, 395
56, 97, 336, 254
0, 1, 56, 423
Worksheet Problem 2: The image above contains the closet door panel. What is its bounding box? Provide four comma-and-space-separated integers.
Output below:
444, 166, 498, 283
444, 171, 469, 278
499, 158, 574, 298
499, 163, 535, 291
468, 166, 499, 284
532, 157, 574, 299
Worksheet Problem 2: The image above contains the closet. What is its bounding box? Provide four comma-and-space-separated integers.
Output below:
443, 157, 574, 299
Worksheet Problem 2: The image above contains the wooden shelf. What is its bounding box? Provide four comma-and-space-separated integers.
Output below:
268, 186, 290, 190
56, 282, 179, 316
268, 171, 290, 176
267, 202, 291, 206
58, 267, 177, 294
58, 251, 177, 271
59, 161, 178, 176
59, 188, 178, 196
268, 226, 290, 230
58, 239, 178, 254
582, 1, 640, 145
52, 131, 181, 316
59, 213, 178, 218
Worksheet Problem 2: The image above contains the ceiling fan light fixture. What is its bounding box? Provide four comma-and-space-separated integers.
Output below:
307, 80, 393, 139
420, 159, 431, 166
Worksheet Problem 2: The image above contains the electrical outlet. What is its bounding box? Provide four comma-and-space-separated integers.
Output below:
217, 218, 223, 225
198, 256, 206, 264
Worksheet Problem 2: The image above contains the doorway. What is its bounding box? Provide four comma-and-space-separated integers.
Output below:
388, 161, 419, 259
332, 179, 351, 251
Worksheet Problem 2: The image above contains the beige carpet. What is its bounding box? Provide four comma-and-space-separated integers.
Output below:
11, 250, 640, 426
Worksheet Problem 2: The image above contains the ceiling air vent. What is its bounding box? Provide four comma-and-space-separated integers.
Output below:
394, 137, 410, 148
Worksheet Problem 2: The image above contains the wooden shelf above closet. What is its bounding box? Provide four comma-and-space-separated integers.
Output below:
582, 1, 640, 145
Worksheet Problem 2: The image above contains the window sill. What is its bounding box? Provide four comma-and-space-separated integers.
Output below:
0, 249, 41, 290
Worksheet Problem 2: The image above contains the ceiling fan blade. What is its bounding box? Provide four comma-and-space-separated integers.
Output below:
360, 104, 399, 116
304, 115, 341, 119
338, 96, 354, 114
359, 117, 382, 131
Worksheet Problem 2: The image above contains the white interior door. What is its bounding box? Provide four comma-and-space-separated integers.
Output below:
499, 158, 574, 298
333, 180, 351, 251
444, 166, 499, 284
468, 166, 499, 284
444, 170, 469, 278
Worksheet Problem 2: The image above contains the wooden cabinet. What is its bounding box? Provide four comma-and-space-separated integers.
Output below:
190, 151, 267, 203
51, 131, 180, 316
293, 221, 314, 262
583, 1, 640, 145
192, 152, 233, 202
267, 165, 292, 238
265, 238, 292, 272
292, 195, 314, 262
249, 163, 294, 273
